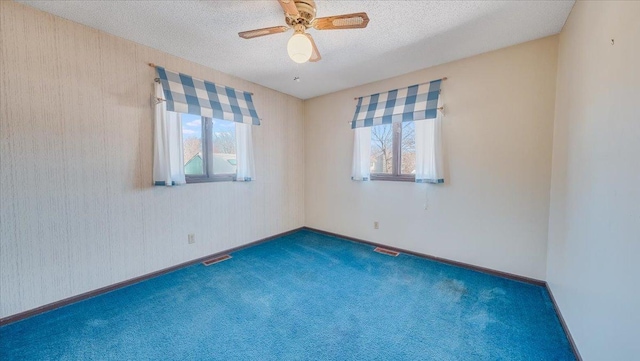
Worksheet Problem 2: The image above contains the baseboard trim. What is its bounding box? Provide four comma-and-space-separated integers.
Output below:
545, 284, 583, 361
0, 225, 583, 361
302, 226, 582, 360
302, 227, 546, 286
0, 227, 304, 326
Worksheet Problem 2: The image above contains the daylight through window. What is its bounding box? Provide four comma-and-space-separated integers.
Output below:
370, 122, 416, 181
179, 112, 238, 182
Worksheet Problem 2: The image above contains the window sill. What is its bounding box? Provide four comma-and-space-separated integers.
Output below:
370, 174, 415, 182
186, 175, 235, 183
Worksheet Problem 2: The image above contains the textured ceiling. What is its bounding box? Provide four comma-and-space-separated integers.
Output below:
18, 0, 574, 99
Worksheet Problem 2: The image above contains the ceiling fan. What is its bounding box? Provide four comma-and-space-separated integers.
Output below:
238, 0, 370, 64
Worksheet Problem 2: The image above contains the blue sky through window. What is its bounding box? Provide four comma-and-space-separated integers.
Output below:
181, 113, 202, 139
181, 114, 236, 139
212, 118, 235, 133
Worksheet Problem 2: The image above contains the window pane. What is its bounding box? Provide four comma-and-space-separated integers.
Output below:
181, 114, 204, 175
211, 119, 237, 175
400, 122, 416, 175
370, 124, 394, 174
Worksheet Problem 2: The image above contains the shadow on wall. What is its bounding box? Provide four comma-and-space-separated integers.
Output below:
336, 2, 569, 92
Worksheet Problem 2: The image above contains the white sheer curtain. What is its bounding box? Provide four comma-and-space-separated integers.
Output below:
235, 122, 255, 181
153, 82, 186, 186
351, 127, 371, 181
415, 111, 444, 184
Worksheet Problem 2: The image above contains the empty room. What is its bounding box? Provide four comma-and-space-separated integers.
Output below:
1, 0, 638, 360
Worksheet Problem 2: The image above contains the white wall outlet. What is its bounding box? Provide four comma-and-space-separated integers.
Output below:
374, 221, 379, 229
188, 234, 195, 244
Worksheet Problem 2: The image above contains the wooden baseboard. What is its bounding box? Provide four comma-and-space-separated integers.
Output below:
302, 227, 546, 286
0, 227, 303, 326
302, 227, 582, 360
545, 284, 583, 361
0, 225, 583, 361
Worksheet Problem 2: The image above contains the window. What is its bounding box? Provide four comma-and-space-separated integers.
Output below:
370, 122, 416, 181
179, 112, 237, 183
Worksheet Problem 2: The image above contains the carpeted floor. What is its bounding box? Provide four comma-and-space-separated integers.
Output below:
0, 230, 575, 360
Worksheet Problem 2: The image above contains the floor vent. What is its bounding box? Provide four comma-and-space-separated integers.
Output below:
202, 254, 232, 266
374, 247, 400, 257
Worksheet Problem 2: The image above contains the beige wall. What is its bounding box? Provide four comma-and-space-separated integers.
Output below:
547, 1, 640, 359
6, 6, 639, 358
0, 1, 305, 318
304, 36, 559, 280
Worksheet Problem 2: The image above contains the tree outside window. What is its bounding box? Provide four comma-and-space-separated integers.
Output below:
179, 113, 237, 182
370, 122, 416, 181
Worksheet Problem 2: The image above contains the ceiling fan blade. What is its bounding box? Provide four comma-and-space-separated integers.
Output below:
313, 12, 370, 30
278, 0, 299, 16
306, 34, 321, 62
238, 26, 289, 39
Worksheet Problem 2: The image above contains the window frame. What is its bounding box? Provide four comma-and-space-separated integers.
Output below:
370, 122, 416, 182
184, 116, 237, 184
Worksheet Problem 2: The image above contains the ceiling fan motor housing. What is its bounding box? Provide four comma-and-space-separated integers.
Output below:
239, 0, 369, 63
285, 0, 317, 27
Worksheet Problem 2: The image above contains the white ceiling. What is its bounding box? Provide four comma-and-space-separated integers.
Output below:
19, 0, 574, 99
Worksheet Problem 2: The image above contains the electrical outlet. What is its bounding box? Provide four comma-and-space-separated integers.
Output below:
188, 234, 195, 244
374, 221, 379, 230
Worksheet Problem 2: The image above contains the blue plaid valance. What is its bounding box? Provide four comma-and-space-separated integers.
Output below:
155, 66, 260, 126
351, 79, 442, 129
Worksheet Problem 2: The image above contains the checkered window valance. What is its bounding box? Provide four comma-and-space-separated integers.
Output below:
351, 79, 442, 129
155, 66, 260, 126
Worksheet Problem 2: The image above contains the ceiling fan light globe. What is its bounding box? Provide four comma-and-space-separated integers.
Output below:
287, 33, 312, 63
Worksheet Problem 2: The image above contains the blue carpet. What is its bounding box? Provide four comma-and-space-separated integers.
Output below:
0, 230, 575, 360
